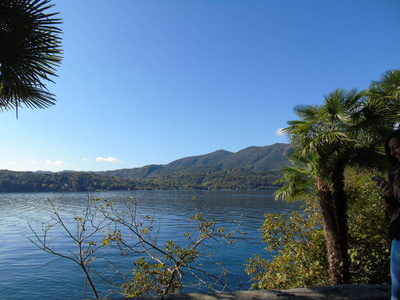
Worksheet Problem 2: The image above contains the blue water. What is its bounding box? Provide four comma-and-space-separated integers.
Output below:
0, 190, 302, 299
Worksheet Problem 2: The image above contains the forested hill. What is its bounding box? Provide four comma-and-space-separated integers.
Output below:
0, 143, 291, 192
100, 143, 291, 179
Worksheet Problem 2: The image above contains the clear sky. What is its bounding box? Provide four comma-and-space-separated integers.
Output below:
1, 0, 399, 172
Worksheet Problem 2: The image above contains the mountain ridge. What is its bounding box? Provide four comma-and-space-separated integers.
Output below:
100, 143, 291, 179
0, 143, 291, 192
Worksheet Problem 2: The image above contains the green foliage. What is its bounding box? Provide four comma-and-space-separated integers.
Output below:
0, 144, 293, 192
116, 200, 235, 296
0, 170, 135, 192
102, 143, 292, 179
123, 256, 182, 296
31, 195, 237, 298
345, 169, 391, 284
369, 69, 400, 103
0, 168, 283, 192
246, 199, 329, 289
0, 0, 63, 112
273, 70, 400, 284
139, 168, 284, 190
273, 151, 318, 202
122, 237, 205, 297
246, 171, 391, 289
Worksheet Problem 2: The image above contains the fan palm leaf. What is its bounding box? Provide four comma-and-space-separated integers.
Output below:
276, 71, 400, 285
370, 69, 400, 101
0, 0, 62, 113
274, 150, 317, 202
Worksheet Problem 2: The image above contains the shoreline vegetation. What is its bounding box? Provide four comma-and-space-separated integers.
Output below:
0, 168, 283, 192
0, 143, 290, 192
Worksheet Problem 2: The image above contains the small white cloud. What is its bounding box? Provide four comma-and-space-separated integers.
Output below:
96, 157, 121, 163
46, 160, 64, 166
275, 128, 286, 137
83, 158, 88, 162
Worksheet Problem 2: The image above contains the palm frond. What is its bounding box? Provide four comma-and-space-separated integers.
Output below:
368, 69, 400, 102
274, 150, 317, 202
293, 104, 320, 121
0, 0, 63, 111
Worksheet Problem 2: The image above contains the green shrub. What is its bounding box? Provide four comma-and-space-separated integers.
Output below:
246, 171, 391, 289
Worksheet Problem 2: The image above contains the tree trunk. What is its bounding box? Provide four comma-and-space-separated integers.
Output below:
317, 179, 348, 285
331, 162, 350, 283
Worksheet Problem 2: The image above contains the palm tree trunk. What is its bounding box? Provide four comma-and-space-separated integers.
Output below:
317, 179, 348, 285
331, 162, 350, 283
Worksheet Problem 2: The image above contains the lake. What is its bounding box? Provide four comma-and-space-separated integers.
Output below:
0, 190, 303, 299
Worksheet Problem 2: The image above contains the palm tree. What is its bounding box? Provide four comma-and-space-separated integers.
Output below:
0, 0, 62, 115
366, 69, 400, 129
274, 149, 317, 203
369, 69, 400, 101
277, 87, 396, 284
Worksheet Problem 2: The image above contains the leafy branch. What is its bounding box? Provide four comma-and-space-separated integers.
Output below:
29, 195, 241, 298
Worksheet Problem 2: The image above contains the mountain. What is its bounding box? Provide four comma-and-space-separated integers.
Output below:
166, 149, 232, 169
220, 144, 291, 171
100, 143, 291, 180
0, 143, 292, 192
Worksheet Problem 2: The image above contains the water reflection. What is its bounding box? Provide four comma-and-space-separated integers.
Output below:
0, 190, 302, 299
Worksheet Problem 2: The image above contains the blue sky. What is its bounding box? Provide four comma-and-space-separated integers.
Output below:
1, 0, 399, 172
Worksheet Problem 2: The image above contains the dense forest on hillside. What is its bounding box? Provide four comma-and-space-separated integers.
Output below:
0, 170, 133, 192
0, 143, 290, 192
0, 168, 283, 192
100, 143, 291, 179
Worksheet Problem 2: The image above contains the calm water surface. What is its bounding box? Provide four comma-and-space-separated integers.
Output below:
0, 190, 302, 299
